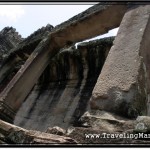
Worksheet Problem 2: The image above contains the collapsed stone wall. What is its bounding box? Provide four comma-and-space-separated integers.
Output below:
0, 3, 150, 145
14, 37, 114, 131
0, 3, 127, 124
0, 25, 114, 131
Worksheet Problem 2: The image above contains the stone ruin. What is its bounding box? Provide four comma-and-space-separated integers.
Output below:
0, 2, 150, 145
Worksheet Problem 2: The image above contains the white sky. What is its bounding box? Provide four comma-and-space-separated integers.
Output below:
0, 4, 118, 39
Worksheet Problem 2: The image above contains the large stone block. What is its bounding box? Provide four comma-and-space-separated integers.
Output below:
91, 5, 150, 118
0, 119, 76, 144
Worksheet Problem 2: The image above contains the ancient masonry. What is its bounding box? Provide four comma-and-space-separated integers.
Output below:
0, 2, 150, 144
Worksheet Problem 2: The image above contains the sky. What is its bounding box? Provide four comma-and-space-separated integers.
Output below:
0, 4, 118, 40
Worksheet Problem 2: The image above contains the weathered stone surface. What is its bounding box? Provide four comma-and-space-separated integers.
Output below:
65, 111, 150, 144
10, 24, 53, 55
0, 24, 53, 93
67, 126, 150, 144
0, 25, 54, 123
1, 3, 150, 145
53, 2, 127, 44
14, 37, 113, 131
134, 116, 150, 133
0, 27, 22, 64
91, 5, 150, 118
46, 126, 66, 136
79, 110, 135, 132
0, 119, 76, 144
0, 3, 127, 123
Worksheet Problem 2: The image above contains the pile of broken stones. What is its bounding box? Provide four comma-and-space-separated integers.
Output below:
1, 110, 150, 144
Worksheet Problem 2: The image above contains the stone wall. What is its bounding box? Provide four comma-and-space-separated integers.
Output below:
14, 37, 114, 131
0, 3, 126, 123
